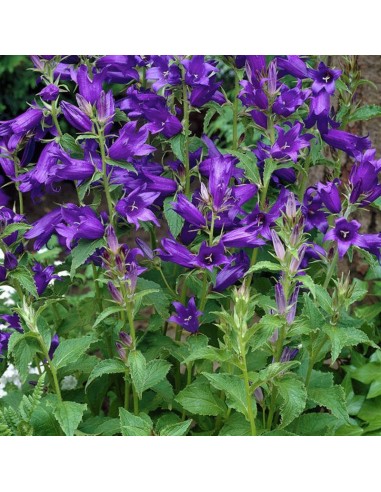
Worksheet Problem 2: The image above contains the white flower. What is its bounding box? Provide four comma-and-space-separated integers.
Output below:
60, 375, 78, 391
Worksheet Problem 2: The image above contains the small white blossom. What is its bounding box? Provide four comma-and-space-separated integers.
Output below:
61, 375, 78, 391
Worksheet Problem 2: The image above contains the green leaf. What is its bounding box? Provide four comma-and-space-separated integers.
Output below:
287, 413, 338, 436
119, 408, 153, 436
52, 335, 95, 370
348, 105, 381, 122
163, 197, 185, 238
105, 157, 136, 172
8, 333, 40, 383
323, 324, 372, 363
298, 275, 316, 298
70, 238, 105, 278
219, 412, 251, 436
314, 285, 333, 314
274, 376, 307, 428
245, 261, 282, 275
202, 372, 253, 418
175, 377, 227, 416
60, 133, 84, 158
308, 385, 350, 423
302, 294, 325, 329
263, 158, 277, 189
93, 306, 125, 327
137, 278, 170, 317
171, 133, 185, 162
159, 419, 192, 436
259, 361, 300, 383
54, 401, 87, 436
0, 222, 31, 239
128, 351, 171, 399
230, 150, 261, 185
9, 267, 38, 297
86, 359, 126, 389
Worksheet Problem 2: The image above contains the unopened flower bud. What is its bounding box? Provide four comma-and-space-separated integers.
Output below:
136, 238, 154, 260
254, 387, 264, 404
267, 60, 277, 95
289, 245, 307, 274
119, 331, 132, 347
271, 230, 285, 261
4, 252, 18, 271
285, 192, 297, 219
106, 225, 119, 254
115, 254, 124, 273
107, 281, 124, 304
115, 342, 127, 361
275, 283, 286, 315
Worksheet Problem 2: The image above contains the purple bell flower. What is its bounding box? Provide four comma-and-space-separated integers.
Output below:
271, 123, 314, 163
76, 65, 106, 104
32, 262, 60, 296
323, 217, 364, 258
172, 194, 206, 228
195, 242, 229, 271
115, 185, 160, 230
108, 121, 155, 161
214, 251, 250, 292
38, 84, 60, 102
316, 179, 341, 213
60, 100, 92, 132
321, 129, 371, 158
168, 297, 202, 334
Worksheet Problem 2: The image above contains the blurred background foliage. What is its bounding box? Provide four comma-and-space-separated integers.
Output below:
0, 56, 35, 118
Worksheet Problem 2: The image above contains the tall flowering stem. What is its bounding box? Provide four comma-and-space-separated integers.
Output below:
97, 125, 115, 225
181, 71, 191, 195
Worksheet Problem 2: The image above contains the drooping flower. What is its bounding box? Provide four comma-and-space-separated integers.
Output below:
316, 179, 341, 213
321, 129, 371, 158
115, 185, 160, 229
157, 238, 197, 269
308, 62, 342, 96
168, 297, 203, 334
214, 251, 250, 292
38, 84, 60, 102
32, 262, 60, 296
108, 121, 155, 161
56, 205, 105, 249
60, 100, 92, 132
172, 194, 206, 229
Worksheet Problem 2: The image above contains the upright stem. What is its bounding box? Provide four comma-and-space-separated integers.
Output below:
51, 101, 63, 137
125, 301, 139, 415
92, 264, 103, 312
39, 338, 62, 402
232, 70, 240, 151
239, 337, 256, 436
200, 271, 209, 311
324, 250, 338, 289
98, 127, 114, 225
182, 78, 191, 195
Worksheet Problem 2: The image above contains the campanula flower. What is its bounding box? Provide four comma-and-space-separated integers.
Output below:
214, 251, 250, 292
308, 62, 342, 95
321, 129, 371, 158
108, 121, 155, 161
316, 179, 341, 213
168, 297, 202, 334
115, 185, 160, 229
76, 65, 106, 104
195, 242, 228, 271
271, 123, 314, 163
172, 194, 206, 228
38, 84, 60, 102
61, 100, 92, 132
32, 262, 60, 296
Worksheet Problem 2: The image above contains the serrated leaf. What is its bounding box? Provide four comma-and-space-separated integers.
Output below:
128, 350, 171, 399
230, 149, 261, 185
163, 196, 185, 238
159, 419, 192, 436
171, 133, 185, 162
0, 222, 31, 239
93, 306, 124, 327
348, 105, 381, 122
119, 408, 152, 436
105, 157, 136, 172
203, 372, 253, 418
219, 412, 251, 436
9, 267, 38, 297
274, 376, 307, 428
175, 377, 227, 416
70, 238, 105, 278
308, 385, 350, 423
137, 278, 170, 318
54, 401, 87, 436
298, 274, 316, 298
86, 359, 126, 389
259, 361, 300, 383
60, 133, 84, 158
263, 158, 277, 188
245, 261, 282, 275
323, 324, 372, 363
52, 335, 95, 370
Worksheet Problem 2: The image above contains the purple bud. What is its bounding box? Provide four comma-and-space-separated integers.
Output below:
106, 225, 119, 254
0, 266, 7, 281
286, 285, 300, 324
119, 331, 132, 347
115, 255, 124, 273
289, 245, 307, 274
115, 342, 127, 361
285, 192, 297, 219
38, 84, 60, 102
254, 387, 264, 403
107, 282, 124, 304
4, 252, 18, 271
280, 346, 299, 363
275, 283, 286, 314
135, 238, 154, 260
271, 230, 285, 261
267, 60, 277, 95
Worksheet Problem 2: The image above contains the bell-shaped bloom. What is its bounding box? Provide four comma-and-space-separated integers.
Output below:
96, 90, 115, 134
321, 129, 371, 158
61, 100, 92, 132
222, 225, 266, 248
302, 188, 328, 232
323, 218, 364, 258
146, 56, 181, 91
172, 194, 206, 228
115, 185, 160, 229
0, 206, 25, 246
38, 84, 60, 102
277, 56, 309, 79
349, 152, 381, 205
49, 334, 60, 359
317, 179, 341, 213
157, 238, 197, 269
271, 123, 314, 163
168, 297, 202, 334
108, 121, 155, 161
272, 82, 310, 117
182, 56, 223, 107
24, 208, 63, 250
195, 242, 228, 271
308, 62, 342, 95
96, 56, 140, 84
0, 313, 22, 332
56, 204, 105, 249
32, 262, 60, 296
76, 65, 106, 104
214, 251, 250, 292
4, 252, 18, 271
0, 108, 43, 137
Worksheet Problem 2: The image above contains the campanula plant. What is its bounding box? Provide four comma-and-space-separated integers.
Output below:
0, 55, 381, 436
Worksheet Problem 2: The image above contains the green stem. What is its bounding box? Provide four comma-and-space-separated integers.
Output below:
157, 267, 176, 296
324, 250, 338, 289
181, 362, 193, 421
200, 271, 209, 311
124, 371, 130, 411
125, 302, 139, 415
39, 338, 62, 401
239, 337, 256, 436
182, 78, 191, 195
98, 127, 114, 225
232, 70, 240, 151
92, 264, 103, 312
267, 323, 287, 430
305, 335, 327, 387
51, 101, 63, 137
